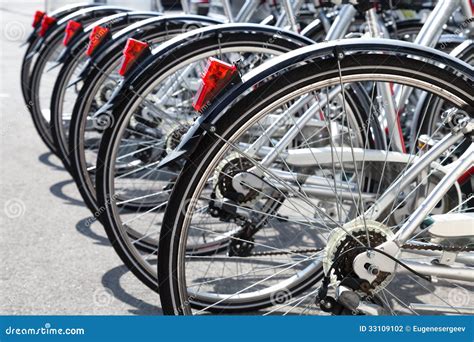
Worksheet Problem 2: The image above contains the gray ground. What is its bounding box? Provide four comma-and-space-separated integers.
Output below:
0, 1, 161, 315
1, 1, 472, 317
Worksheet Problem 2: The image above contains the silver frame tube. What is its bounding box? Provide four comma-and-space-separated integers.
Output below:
325, 4, 356, 40
395, 145, 473, 244
366, 131, 465, 221
400, 260, 474, 282
414, 0, 461, 48
282, 0, 299, 32
234, 0, 260, 22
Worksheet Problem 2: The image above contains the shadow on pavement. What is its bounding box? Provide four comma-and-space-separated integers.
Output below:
38, 151, 65, 171
49, 179, 85, 207
76, 216, 110, 246
102, 264, 161, 315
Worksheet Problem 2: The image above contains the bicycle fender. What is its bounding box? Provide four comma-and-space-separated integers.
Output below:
159, 38, 474, 168
55, 11, 160, 68
28, 6, 131, 58
76, 15, 222, 83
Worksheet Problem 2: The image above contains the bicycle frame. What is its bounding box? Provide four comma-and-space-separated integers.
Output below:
301, 0, 472, 153
237, 0, 473, 164
144, 0, 307, 103
351, 119, 474, 288
390, 0, 470, 127
346, 0, 472, 152
368, 126, 473, 241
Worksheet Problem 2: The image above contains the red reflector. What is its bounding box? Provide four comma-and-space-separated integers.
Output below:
119, 38, 150, 76
192, 58, 237, 112
458, 166, 474, 185
32, 10, 45, 28
86, 26, 110, 56
39, 15, 56, 37
63, 20, 82, 46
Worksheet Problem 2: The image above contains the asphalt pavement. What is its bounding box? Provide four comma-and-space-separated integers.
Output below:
0, 1, 161, 315
1, 0, 472, 317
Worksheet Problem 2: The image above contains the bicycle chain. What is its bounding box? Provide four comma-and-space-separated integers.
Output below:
402, 242, 474, 252
248, 242, 474, 257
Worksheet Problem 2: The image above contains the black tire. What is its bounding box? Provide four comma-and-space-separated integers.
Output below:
50, 12, 160, 171
157, 54, 473, 314
28, 28, 68, 154
27, 7, 129, 154
93, 25, 316, 293
21, 4, 98, 106
50, 41, 90, 171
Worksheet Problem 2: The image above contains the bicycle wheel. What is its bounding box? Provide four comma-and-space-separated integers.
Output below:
410, 40, 474, 202
21, 4, 98, 106
157, 41, 473, 314
49, 12, 160, 171
94, 24, 316, 291
414, 41, 474, 144
27, 6, 129, 154
68, 15, 220, 220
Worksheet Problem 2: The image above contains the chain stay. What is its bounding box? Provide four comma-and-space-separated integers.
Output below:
248, 243, 474, 257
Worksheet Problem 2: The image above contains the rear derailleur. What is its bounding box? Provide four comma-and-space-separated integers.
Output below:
208, 195, 261, 257
316, 278, 387, 316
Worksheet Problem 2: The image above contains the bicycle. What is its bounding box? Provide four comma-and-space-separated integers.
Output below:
155, 38, 472, 314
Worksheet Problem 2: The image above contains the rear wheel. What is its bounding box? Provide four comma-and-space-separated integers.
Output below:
28, 31, 65, 154
157, 54, 473, 314
68, 20, 218, 219
94, 28, 316, 292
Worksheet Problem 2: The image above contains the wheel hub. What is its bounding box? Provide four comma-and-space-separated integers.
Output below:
323, 219, 395, 294
213, 153, 261, 206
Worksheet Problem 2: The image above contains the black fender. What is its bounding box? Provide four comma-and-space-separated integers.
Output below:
76, 14, 223, 83
24, 3, 98, 45
94, 22, 316, 122
26, 6, 132, 118
159, 38, 474, 168
21, 3, 99, 104
27, 5, 132, 58
124, 22, 315, 85
55, 11, 161, 67
50, 11, 164, 169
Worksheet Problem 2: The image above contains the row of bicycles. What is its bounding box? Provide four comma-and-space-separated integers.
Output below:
21, 0, 473, 315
